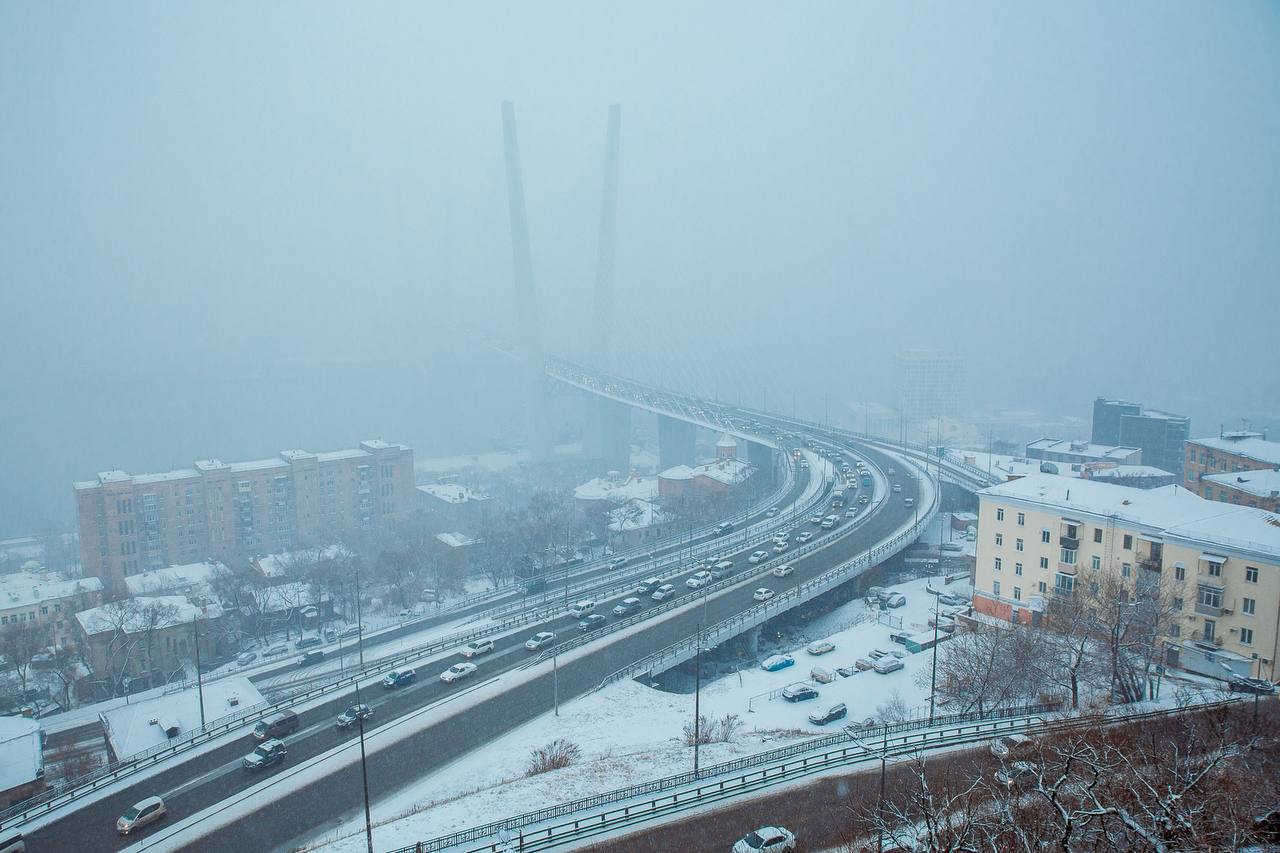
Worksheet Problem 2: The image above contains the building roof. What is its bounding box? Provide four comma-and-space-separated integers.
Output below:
1026, 438, 1141, 461
133, 469, 201, 485
99, 676, 264, 760
658, 465, 697, 481
436, 532, 480, 548
315, 448, 369, 462
416, 483, 491, 504
253, 544, 352, 579
228, 458, 289, 474
0, 571, 102, 611
573, 475, 659, 504
0, 715, 43, 794
948, 450, 1082, 481
698, 457, 754, 485
716, 433, 738, 449
1202, 469, 1280, 499
979, 474, 1280, 560
1190, 432, 1280, 467
123, 561, 225, 599
75, 596, 223, 637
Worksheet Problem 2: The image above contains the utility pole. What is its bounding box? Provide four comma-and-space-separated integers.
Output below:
355, 680, 374, 853
191, 614, 205, 728
553, 651, 559, 717
354, 567, 365, 668
693, 628, 703, 773
877, 723, 888, 853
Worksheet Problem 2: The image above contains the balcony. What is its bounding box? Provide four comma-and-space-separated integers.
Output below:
1195, 602, 1222, 618
1059, 535, 1080, 550
1057, 562, 1078, 576
1139, 557, 1162, 573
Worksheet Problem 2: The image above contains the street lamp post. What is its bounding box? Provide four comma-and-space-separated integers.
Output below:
693, 628, 703, 773
355, 679, 374, 853
191, 614, 205, 728
354, 567, 365, 668
553, 651, 559, 717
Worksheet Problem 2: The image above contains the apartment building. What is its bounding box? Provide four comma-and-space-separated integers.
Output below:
0, 570, 104, 648
74, 440, 414, 592
1198, 470, 1280, 513
973, 474, 1280, 680
894, 350, 965, 427
1185, 430, 1280, 494
1025, 438, 1142, 467
1091, 398, 1190, 475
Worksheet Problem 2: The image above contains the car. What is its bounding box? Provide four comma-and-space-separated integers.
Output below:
242, 738, 287, 771
772, 542, 789, 554
298, 650, 326, 666
116, 796, 166, 835
782, 682, 820, 702
382, 668, 417, 689
461, 638, 495, 658
1228, 676, 1277, 695
686, 571, 714, 589
636, 576, 663, 594
295, 636, 323, 650
336, 704, 374, 729
714, 522, 734, 535
874, 657, 904, 674
940, 542, 964, 553
263, 644, 289, 658
440, 662, 478, 683
338, 625, 363, 640
889, 630, 910, 645
892, 484, 902, 493
236, 651, 258, 666
885, 593, 907, 609
748, 550, 769, 564
799, 460, 809, 469
760, 653, 794, 672
754, 587, 776, 602
995, 760, 1039, 788
796, 531, 814, 543
612, 597, 643, 616
569, 600, 596, 618
807, 702, 847, 726
989, 733, 1034, 759
766, 507, 780, 517
714, 559, 734, 573
938, 592, 968, 606
253, 710, 299, 741
771, 533, 789, 544
859, 495, 869, 505
608, 556, 628, 568
845, 509, 857, 518
772, 564, 794, 578
904, 497, 915, 507
809, 515, 824, 525
579, 614, 608, 632
887, 467, 896, 475
524, 631, 557, 651
732, 826, 797, 853
523, 577, 547, 595
806, 640, 836, 656
651, 583, 676, 601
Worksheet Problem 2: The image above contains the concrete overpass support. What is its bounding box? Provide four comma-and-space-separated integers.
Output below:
747, 441, 776, 484
592, 397, 631, 471
658, 415, 697, 470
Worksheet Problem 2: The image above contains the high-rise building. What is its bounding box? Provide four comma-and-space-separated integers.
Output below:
74, 440, 415, 592
894, 350, 965, 430
1091, 398, 1190, 475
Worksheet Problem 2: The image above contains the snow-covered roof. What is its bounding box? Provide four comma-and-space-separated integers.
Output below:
253, 544, 352, 578
980, 474, 1280, 560
416, 483, 491, 504
99, 676, 264, 760
607, 499, 668, 533
0, 716, 43, 793
133, 468, 201, 485
359, 439, 408, 451
658, 465, 697, 481
1190, 433, 1280, 467
948, 449, 1083, 481
716, 433, 738, 449
228, 457, 289, 474
436, 532, 480, 549
1026, 438, 1140, 461
0, 571, 102, 611
698, 457, 754, 485
75, 596, 223, 637
573, 475, 659, 504
124, 561, 225, 599
1202, 469, 1280, 499
316, 448, 369, 462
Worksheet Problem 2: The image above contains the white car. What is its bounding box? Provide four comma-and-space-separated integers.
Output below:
845, 509, 857, 518
733, 826, 796, 853
772, 542, 789, 554
685, 571, 713, 589
809, 515, 824, 525
753, 587, 775, 602
651, 583, 676, 601
608, 556, 628, 568
766, 507, 780, 517
748, 550, 769, 564
796, 531, 814, 543
440, 662, 478, 683
524, 631, 556, 651
461, 638, 495, 658
772, 564, 794, 578
117, 796, 167, 835
892, 484, 902, 493
806, 640, 836, 656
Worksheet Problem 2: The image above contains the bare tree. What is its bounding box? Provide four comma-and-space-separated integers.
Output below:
0, 621, 51, 698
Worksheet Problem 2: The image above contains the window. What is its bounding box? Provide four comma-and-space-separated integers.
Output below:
1060, 548, 1077, 565
1013, 586, 1022, 601
993, 580, 1001, 596
1173, 596, 1183, 611
1093, 528, 1103, 543
995, 533, 1004, 546
40, 606, 48, 616
1016, 512, 1025, 526
1122, 562, 1132, 578
1123, 534, 1133, 550
1015, 538, 1024, 552
996, 508, 1005, 521
1169, 624, 1181, 638
1245, 566, 1259, 584
995, 557, 1003, 572
1039, 557, 1049, 570
1240, 627, 1254, 646
1038, 581, 1047, 593
1208, 561, 1222, 578
1197, 586, 1222, 609
1091, 555, 1101, 570
1175, 564, 1186, 581
1055, 574, 1075, 594
1015, 562, 1023, 576
1242, 597, 1255, 616
1041, 529, 1051, 544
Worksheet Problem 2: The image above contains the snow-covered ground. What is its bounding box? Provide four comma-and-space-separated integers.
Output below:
298, 573, 968, 853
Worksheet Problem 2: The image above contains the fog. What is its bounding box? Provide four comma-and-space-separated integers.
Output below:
2, 2, 1277, 536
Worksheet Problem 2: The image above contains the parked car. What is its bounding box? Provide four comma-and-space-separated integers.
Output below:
885, 593, 907, 608
940, 542, 964, 553
753, 587, 776, 602
236, 651, 258, 666
263, 644, 289, 658
525, 631, 557, 650
760, 653, 794, 672
782, 682, 820, 702
651, 583, 676, 601
568, 600, 596, 618
995, 760, 1039, 788
873, 657, 904, 674
461, 638, 495, 658
989, 734, 1034, 759
1228, 677, 1277, 695
612, 597, 643, 617
242, 738, 287, 771
579, 614, 608, 632
808, 702, 847, 726
889, 630, 910, 645
336, 704, 373, 729
439, 662, 478, 683
636, 577, 663, 594
748, 550, 769, 564
298, 650, 326, 667
806, 640, 836, 656
810, 666, 836, 684
253, 710, 299, 741
938, 592, 968, 606
685, 571, 713, 589
772, 564, 794, 578
382, 668, 417, 689
116, 796, 166, 836
295, 636, 323, 651
732, 826, 796, 853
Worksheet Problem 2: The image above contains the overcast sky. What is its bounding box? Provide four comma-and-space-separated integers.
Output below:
1, 2, 1277, 534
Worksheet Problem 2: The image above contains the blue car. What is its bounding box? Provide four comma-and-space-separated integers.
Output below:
760, 654, 795, 672
381, 668, 417, 689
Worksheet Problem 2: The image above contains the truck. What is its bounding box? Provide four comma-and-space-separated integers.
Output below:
861, 474, 872, 487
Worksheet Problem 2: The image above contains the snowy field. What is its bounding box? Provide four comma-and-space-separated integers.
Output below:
299, 573, 969, 852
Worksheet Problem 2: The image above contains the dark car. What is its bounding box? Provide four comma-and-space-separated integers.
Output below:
807, 702, 847, 726
612, 597, 643, 617
295, 636, 323, 651
524, 577, 547, 595
336, 704, 374, 729
781, 683, 820, 702
1229, 677, 1276, 695
382, 668, 417, 689
714, 521, 734, 536
242, 738, 287, 771
299, 650, 325, 666
253, 710, 299, 741
579, 614, 608, 632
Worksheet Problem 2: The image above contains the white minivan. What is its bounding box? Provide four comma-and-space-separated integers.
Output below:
568, 600, 596, 619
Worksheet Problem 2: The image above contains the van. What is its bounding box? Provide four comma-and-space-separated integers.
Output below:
253, 710, 299, 741
568, 600, 596, 619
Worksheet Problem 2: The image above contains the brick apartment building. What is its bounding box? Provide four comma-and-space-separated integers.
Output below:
74, 440, 415, 592
1184, 431, 1280, 511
